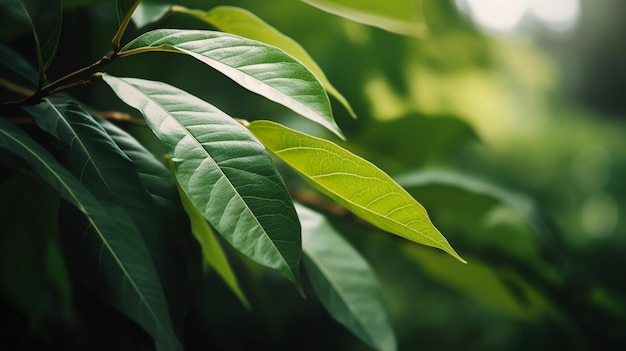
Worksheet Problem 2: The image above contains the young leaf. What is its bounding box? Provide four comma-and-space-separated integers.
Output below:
167, 157, 250, 310
175, 5, 356, 118
101, 74, 303, 289
248, 120, 465, 263
301, 0, 426, 38
12, 0, 62, 80
0, 117, 182, 351
119, 29, 345, 139
298, 203, 396, 351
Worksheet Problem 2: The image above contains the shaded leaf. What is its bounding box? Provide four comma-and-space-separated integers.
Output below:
248, 120, 464, 263
301, 0, 426, 37
166, 157, 250, 310
0, 172, 71, 329
177, 5, 356, 118
97, 117, 200, 338
120, 28, 344, 139
298, 203, 396, 351
0, 44, 38, 101
101, 74, 303, 289
404, 245, 566, 324
13, 0, 62, 79
116, 0, 138, 24
0, 117, 181, 350
395, 169, 563, 283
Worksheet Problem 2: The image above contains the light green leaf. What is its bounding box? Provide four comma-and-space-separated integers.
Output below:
298, 203, 396, 351
101, 74, 303, 289
13, 0, 62, 79
120, 28, 344, 139
167, 158, 250, 310
132, 1, 171, 28
176, 5, 356, 119
248, 120, 465, 263
301, 0, 426, 37
0, 117, 182, 351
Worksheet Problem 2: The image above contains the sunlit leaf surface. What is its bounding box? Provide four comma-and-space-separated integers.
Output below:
176, 5, 356, 118
248, 120, 464, 263
120, 29, 344, 139
102, 74, 303, 289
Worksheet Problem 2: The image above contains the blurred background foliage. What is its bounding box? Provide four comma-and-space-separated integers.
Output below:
2, 0, 625, 350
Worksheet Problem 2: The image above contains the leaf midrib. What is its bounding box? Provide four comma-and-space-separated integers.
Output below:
119, 78, 293, 278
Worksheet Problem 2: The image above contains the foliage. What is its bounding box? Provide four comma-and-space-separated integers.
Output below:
2, 0, 626, 350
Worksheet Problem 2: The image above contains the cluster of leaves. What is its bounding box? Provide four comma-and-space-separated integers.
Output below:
0, 0, 465, 350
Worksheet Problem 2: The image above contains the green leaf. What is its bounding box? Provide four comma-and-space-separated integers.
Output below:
298, 203, 396, 351
176, 5, 356, 119
116, 0, 138, 24
132, 1, 172, 28
0, 117, 182, 351
0, 44, 38, 86
97, 117, 200, 338
248, 120, 465, 263
13, 0, 62, 79
166, 157, 250, 310
300, 0, 426, 37
0, 172, 71, 329
101, 74, 303, 289
120, 28, 344, 139
404, 245, 565, 322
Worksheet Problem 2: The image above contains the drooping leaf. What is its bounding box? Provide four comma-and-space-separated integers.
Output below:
298, 203, 396, 351
120, 28, 344, 139
0, 117, 182, 351
101, 74, 303, 289
176, 5, 356, 119
166, 157, 250, 310
28, 98, 195, 339
97, 117, 200, 338
12, 0, 62, 79
300, 0, 426, 37
248, 120, 465, 263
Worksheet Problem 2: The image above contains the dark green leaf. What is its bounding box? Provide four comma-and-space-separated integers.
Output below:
13, 0, 62, 79
248, 120, 465, 263
101, 74, 303, 289
27, 97, 194, 341
116, 0, 138, 24
0, 44, 38, 101
298, 203, 396, 351
166, 157, 250, 310
97, 117, 200, 338
120, 29, 344, 139
0, 172, 71, 328
1, 113, 181, 350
